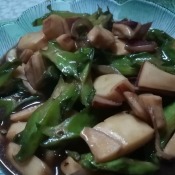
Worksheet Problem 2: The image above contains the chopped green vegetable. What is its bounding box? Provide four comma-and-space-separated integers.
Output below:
0, 60, 21, 95
146, 29, 173, 47
69, 152, 159, 175
161, 102, 175, 148
41, 42, 94, 79
79, 63, 95, 107
42, 108, 100, 148
15, 80, 80, 161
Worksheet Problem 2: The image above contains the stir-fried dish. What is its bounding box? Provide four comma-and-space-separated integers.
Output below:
1, 6, 175, 175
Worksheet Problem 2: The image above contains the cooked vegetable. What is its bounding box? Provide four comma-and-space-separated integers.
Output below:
161, 102, 175, 148
10, 104, 41, 122
41, 42, 94, 79
139, 94, 166, 130
123, 91, 149, 122
93, 74, 134, 102
42, 108, 100, 148
81, 127, 122, 162
17, 31, 47, 52
1, 6, 175, 175
137, 61, 175, 93
42, 14, 70, 40
93, 112, 154, 160
15, 80, 80, 161
56, 34, 76, 52
164, 132, 175, 157
61, 156, 91, 175
68, 152, 159, 175
6, 142, 52, 175
32, 6, 112, 28
87, 26, 115, 50
6, 122, 26, 141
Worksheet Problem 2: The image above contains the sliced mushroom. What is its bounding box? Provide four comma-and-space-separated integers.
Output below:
112, 37, 129, 55
19, 49, 34, 63
71, 18, 93, 39
112, 20, 152, 40
13, 63, 27, 80
112, 23, 134, 39
139, 94, 166, 130
133, 22, 152, 39
6, 142, 52, 175
92, 95, 122, 108
87, 26, 115, 50
93, 74, 135, 102
148, 108, 174, 160
81, 127, 122, 163
137, 61, 175, 93
94, 112, 154, 160
125, 40, 157, 53
22, 80, 37, 94
123, 91, 149, 122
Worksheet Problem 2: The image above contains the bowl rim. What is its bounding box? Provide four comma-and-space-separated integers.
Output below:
0, 0, 175, 28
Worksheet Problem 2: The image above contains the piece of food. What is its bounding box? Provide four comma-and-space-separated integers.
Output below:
24, 52, 46, 89
164, 132, 175, 157
93, 112, 154, 160
10, 104, 41, 122
69, 152, 159, 175
1, 6, 175, 175
6, 142, 52, 175
93, 74, 134, 102
137, 61, 175, 92
6, 122, 26, 141
92, 95, 121, 108
56, 34, 76, 51
123, 91, 149, 122
42, 14, 70, 40
139, 94, 166, 130
81, 127, 122, 162
17, 31, 47, 52
42, 108, 100, 148
87, 26, 115, 50
61, 156, 91, 175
